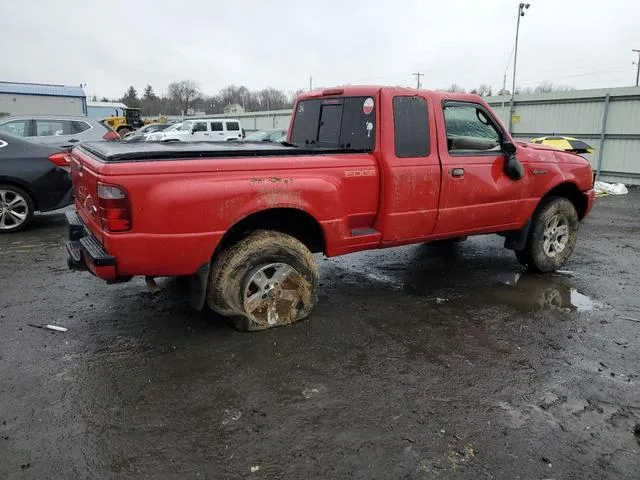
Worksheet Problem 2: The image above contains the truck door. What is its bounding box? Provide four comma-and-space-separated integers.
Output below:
374, 90, 441, 244
433, 101, 527, 235
210, 121, 225, 141
190, 121, 209, 141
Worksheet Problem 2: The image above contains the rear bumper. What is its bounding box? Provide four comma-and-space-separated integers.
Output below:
65, 210, 122, 282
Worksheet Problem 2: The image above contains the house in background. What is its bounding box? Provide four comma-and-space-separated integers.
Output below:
0, 81, 86, 117
223, 103, 245, 115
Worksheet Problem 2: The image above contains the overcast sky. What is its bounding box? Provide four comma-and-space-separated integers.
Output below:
1, 0, 639, 99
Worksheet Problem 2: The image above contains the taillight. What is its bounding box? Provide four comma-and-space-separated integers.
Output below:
49, 153, 71, 172
103, 131, 120, 141
97, 183, 131, 232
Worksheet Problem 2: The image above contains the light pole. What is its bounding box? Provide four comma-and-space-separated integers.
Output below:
633, 49, 640, 86
509, 2, 530, 133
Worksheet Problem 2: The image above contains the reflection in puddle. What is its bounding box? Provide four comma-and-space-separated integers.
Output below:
492, 273, 597, 312
570, 290, 596, 311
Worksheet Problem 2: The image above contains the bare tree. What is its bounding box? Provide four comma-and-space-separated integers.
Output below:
534, 81, 575, 93
168, 80, 201, 115
445, 84, 465, 93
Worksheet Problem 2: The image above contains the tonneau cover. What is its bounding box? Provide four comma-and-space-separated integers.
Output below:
77, 140, 301, 162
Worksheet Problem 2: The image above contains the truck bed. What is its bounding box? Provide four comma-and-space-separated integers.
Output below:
78, 141, 368, 163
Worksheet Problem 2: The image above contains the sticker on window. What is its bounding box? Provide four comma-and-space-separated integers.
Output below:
363, 97, 374, 115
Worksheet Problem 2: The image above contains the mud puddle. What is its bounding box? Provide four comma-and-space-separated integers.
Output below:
490, 272, 598, 312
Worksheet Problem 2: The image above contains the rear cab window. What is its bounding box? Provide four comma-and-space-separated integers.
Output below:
393, 96, 429, 157
290, 96, 376, 151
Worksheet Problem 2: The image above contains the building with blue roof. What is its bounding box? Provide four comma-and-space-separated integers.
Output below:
0, 81, 87, 117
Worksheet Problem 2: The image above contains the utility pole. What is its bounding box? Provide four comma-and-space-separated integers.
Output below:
633, 49, 640, 86
509, 2, 530, 133
412, 72, 424, 89
309, 76, 313, 91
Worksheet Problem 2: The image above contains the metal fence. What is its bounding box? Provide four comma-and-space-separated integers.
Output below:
486, 86, 640, 185
156, 86, 640, 185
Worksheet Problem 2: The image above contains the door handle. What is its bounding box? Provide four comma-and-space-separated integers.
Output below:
68, 139, 79, 143
450, 168, 465, 177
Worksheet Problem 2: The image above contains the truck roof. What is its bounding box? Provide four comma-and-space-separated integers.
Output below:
298, 85, 485, 104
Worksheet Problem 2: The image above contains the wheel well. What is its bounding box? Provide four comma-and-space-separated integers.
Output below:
541, 182, 588, 220
0, 177, 38, 210
215, 208, 326, 258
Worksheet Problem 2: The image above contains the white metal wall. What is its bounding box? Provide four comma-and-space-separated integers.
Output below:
0, 93, 85, 116
163, 86, 640, 185
487, 86, 640, 184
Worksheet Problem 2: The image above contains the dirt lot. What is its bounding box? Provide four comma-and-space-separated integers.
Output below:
1, 190, 639, 479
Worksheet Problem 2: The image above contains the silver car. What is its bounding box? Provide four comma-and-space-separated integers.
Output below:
0, 115, 119, 149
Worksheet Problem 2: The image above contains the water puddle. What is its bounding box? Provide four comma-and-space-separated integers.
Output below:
490, 272, 597, 312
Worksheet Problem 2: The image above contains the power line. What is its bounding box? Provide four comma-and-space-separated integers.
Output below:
412, 72, 424, 89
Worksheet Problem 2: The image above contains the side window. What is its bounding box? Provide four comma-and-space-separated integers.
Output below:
210, 122, 223, 132
0, 120, 30, 137
192, 121, 207, 132
36, 120, 76, 136
443, 104, 502, 153
71, 121, 91, 134
393, 96, 429, 157
225, 121, 240, 131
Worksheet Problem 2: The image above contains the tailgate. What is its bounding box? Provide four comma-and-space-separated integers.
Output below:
70, 147, 104, 243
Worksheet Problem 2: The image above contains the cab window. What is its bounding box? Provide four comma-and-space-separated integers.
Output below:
290, 96, 376, 151
393, 96, 429, 157
443, 103, 502, 153
225, 121, 240, 131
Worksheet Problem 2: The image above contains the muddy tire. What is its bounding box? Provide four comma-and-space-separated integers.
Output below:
515, 197, 579, 273
0, 184, 35, 233
207, 230, 319, 331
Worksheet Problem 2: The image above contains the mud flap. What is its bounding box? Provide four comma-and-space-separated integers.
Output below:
188, 262, 211, 311
504, 221, 531, 251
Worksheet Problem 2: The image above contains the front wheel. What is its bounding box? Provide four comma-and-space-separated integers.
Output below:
0, 185, 34, 233
515, 197, 579, 272
207, 231, 319, 331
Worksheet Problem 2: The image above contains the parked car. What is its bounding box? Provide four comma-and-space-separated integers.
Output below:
0, 132, 72, 232
122, 123, 172, 141
65, 85, 595, 331
146, 119, 243, 142
0, 115, 119, 150
243, 129, 287, 143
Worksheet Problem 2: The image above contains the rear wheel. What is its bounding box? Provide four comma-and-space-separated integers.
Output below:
0, 185, 34, 233
207, 230, 319, 331
515, 197, 578, 272
117, 127, 131, 137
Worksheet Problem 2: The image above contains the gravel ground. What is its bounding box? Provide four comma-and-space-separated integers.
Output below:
1, 190, 639, 479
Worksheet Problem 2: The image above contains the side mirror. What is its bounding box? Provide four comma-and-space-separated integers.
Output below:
502, 141, 517, 155
502, 141, 524, 181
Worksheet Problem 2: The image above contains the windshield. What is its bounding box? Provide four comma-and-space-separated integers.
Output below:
244, 131, 269, 141
289, 96, 376, 151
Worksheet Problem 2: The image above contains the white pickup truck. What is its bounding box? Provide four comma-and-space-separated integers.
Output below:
146, 118, 243, 142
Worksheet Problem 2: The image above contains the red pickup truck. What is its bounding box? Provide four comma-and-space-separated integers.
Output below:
66, 86, 595, 330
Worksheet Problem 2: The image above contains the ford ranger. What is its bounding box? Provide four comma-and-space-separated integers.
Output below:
65, 86, 595, 330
